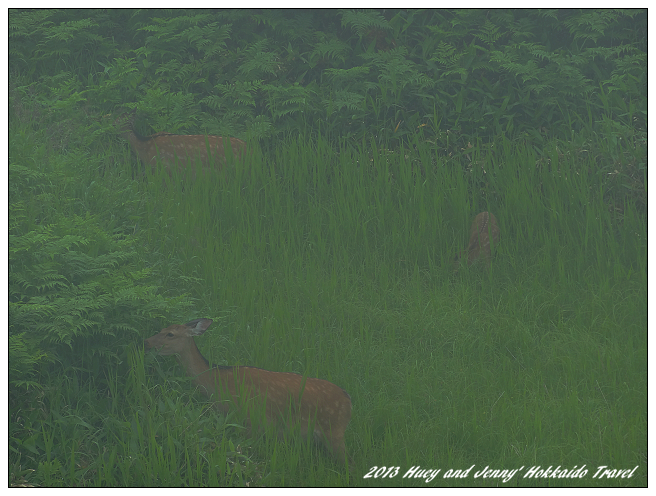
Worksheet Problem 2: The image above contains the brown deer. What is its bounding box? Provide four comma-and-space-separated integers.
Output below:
454, 211, 500, 270
113, 112, 246, 178
144, 318, 352, 467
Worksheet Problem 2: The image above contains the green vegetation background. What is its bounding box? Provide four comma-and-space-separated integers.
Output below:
8, 9, 646, 486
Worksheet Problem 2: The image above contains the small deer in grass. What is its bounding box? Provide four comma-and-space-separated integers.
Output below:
144, 318, 352, 467
454, 211, 500, 270
113, 112, 247, 178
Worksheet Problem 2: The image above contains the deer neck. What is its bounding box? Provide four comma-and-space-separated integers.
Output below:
176, 338, 213, 379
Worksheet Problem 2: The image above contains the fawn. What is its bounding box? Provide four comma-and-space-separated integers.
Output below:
454, 211, 500, 269
113, 112, 246, 178
144, 318, 352, 467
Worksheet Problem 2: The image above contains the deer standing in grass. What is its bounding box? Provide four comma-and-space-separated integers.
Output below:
454, 211, 500, 270
114, 112, 246, 178
144, 318, 352, 467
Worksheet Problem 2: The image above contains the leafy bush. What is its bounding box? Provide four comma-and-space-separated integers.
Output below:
9, 9, 646, 150
8, 93, 194, 403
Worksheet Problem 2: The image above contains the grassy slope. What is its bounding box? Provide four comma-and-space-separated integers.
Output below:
134, 135, 646, 486
9, 119, 646, 486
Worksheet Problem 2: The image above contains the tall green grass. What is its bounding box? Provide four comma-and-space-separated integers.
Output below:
129, 134, 645, 485
10, 122, 645, 486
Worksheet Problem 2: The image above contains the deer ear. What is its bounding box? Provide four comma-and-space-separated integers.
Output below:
185, 318, 213, 335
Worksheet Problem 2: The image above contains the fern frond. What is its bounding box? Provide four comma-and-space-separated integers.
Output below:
340, 9, 391, 38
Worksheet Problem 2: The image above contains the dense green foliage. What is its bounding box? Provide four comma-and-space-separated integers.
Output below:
9, 9, 646, 146
9, 8, 646, 487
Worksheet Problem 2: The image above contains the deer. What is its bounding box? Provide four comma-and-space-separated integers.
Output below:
454, 211, 500, 270
113, 112, 247, 178
144, 318, 352, 467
